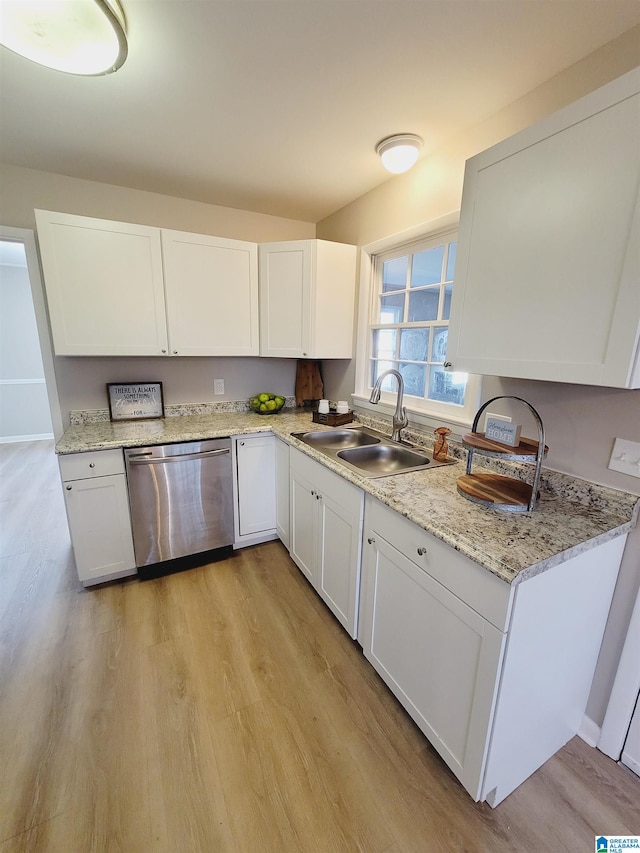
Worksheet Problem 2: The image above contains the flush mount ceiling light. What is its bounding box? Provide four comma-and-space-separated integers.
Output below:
0, 0, 128, 76
376, 134, 423, 174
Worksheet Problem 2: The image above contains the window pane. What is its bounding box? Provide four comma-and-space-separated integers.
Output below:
400, 362, 426, 397
371, 361, 397, 390
428, 367, 467, 405
431, 326, 448, 362
372, 328, 397, 361
445, 242, 457, 282
442, 284, 452, 320
399, 327, 429, 361
380, 293, 405, 323
411, 246, 444, 287
382, 256, 407, 293
408, 288, 439, 322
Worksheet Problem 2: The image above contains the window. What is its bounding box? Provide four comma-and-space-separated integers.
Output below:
355, 222, 481, 428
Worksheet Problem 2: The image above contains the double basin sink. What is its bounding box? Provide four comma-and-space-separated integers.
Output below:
290, 426, 457, 478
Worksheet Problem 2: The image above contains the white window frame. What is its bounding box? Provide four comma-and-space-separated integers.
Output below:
353, 212, 482, 434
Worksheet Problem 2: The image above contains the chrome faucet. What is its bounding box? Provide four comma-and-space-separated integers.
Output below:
369, 369, 408, 442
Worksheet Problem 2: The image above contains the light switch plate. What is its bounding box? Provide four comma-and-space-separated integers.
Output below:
608, 437, 640, 479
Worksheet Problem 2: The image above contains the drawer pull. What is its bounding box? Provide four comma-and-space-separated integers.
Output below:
66, 485, 72, 490
89, 463, 95, 468
367, 537, 375, 545
417, 547, 427, 556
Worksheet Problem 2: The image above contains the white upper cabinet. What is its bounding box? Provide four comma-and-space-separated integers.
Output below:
259, 239, 357, 358
446, 69, 640, 388
35, 211, 259, 357
161, 230, 258, 356
35, 210, 168, 356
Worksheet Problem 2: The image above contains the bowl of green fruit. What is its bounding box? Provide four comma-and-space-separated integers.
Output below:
249, 392, 286, 414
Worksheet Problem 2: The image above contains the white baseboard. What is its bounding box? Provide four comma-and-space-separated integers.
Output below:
0, 433, 54, 444
578, 714, 601, 748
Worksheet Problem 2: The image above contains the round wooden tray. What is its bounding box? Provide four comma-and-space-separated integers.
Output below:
457, 472, 539, 512
461, 432, 548, 462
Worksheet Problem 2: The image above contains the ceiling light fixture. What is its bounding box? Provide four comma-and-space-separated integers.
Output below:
376, 134, 423, 174
0, 0, 128, 76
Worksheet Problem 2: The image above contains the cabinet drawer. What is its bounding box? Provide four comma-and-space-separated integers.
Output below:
58, 448, 125, 480
364, 495, 512, 631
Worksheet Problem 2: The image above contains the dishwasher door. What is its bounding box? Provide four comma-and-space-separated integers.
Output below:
124, 438, 234, 567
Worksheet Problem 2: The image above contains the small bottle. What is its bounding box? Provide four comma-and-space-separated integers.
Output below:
433, 427, 451, 461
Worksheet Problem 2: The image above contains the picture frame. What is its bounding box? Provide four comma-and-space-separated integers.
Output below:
107, 382, 164, 421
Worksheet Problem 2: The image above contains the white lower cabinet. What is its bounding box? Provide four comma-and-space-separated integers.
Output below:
233, 433, 278, 547
359, 495, 508, 799
359, 494, 627, 805
275, 437, 290, 549
290, 447, 363, 638
58, 449, 136, 586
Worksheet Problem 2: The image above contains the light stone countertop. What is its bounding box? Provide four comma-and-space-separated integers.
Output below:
56, 408, 639, 586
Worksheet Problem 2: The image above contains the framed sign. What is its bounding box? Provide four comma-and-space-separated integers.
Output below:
107, 382, 164, 421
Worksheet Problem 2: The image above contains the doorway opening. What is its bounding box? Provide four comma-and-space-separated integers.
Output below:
0, 227, 62, 442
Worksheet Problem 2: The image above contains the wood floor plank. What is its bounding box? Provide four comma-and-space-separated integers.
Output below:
145, 636, 233, 852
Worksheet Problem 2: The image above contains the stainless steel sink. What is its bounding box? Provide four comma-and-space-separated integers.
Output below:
338, 444, 431, 475
292, 429, 380, 449
291, 425, 457, 477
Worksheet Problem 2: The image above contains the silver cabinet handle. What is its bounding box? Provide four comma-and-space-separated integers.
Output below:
443, 361, 452, 368
161, 349, 167, 354
239, 441, 245, 446
311, 489, 316, 496
417, 547, 427, 556
367, 537, 375, 545
89, 462, 95, 468
173, 350, 178, 355
66, 485, 72, 490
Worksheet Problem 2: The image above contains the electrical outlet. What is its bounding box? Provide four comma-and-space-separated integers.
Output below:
214, 379, 224, 395
608, 437, 640, 479
483, 411, 511, 432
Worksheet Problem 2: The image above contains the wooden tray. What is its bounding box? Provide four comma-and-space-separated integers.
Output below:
457, 472, 539, 512
462, 432, 548, 459
312, 410, 354, 426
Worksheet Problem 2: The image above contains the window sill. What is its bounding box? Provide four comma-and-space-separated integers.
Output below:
352, 394, 474, 438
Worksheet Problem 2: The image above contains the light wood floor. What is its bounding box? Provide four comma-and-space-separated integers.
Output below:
1, 440, 638, 852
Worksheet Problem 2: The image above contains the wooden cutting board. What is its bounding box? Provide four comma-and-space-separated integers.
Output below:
295, 359, 324, 405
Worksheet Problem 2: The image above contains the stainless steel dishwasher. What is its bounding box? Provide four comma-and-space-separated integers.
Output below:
124, 438, 234, 570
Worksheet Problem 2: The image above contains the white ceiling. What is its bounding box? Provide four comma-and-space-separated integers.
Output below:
1, 1, 639, 223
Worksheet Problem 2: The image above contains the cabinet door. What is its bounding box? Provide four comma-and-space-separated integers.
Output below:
289, 463, 317, 584
315, 477, 362, 637
360, 533, 504, 800
63, 474, 136, 585
446, 70, 640, 388
275, 437, 290, 549
35, 210, 168, 356
235, 434, 276, 537
312, 240, 357, 359
162, 231, 259, 356
259, 241, 312, 357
